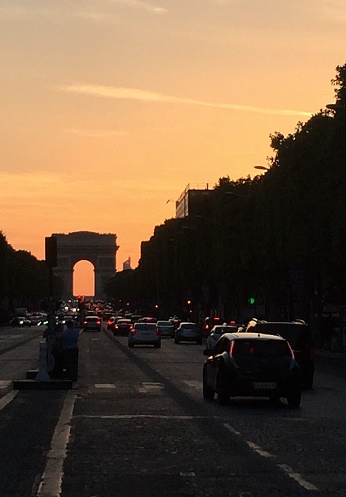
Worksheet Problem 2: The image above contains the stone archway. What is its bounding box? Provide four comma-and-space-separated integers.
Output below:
51, 231, 118, 300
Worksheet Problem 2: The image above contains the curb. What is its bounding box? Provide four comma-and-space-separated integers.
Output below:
12, 379, 73, 390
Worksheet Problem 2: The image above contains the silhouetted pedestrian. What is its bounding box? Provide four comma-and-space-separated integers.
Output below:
61, 319, 80, 381
52, 321, 64, 379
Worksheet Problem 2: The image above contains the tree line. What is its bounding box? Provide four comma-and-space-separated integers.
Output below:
105, 63, 346, 341
0, 232, 50, 322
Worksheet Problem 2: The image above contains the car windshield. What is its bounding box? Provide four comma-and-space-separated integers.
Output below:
158, 321, 172, 326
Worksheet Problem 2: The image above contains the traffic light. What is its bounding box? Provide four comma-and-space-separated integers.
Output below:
248, 297, 255, 305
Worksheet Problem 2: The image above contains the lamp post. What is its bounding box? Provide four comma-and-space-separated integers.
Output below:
326, 103, 346, 111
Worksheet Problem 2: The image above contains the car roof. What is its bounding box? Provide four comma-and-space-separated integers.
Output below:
135, 322, 157, 328
221, 332, 287, 341
212, 325, 238, 331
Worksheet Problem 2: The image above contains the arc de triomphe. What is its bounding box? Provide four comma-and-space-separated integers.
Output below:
51, 231, 118, 300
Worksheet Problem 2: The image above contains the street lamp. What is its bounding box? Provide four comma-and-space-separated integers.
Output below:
254, 165, 270, 171
326, 103, 346, 111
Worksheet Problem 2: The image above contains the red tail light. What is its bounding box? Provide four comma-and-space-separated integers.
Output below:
154, 331, 160, 336
287, 343, 295, 359
97, 321, 101, 325
130, 324, 133, 330
229, 341, 235, 357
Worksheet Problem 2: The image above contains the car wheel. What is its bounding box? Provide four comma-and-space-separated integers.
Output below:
174, 338, 180, 344
196, 338, 202, 345
217, 373, 230, 405
202, 368, 215, 400
154, 343, 161, 348
128, 342, 134, 348
287, 388, 301, 408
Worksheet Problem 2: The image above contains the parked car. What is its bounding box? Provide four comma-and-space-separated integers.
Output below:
113, 318, 133, 336
10, 316, 32, 328
203, 332, 302, 407
157, 320, 175, 337
206, 324, 240, 351
175, 322, 202, 344
244, 319, 315, 389
128, 323, 161, 348
82, 315, 102, 332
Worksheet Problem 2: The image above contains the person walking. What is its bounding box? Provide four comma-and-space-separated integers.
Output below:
61, 319, 80, 382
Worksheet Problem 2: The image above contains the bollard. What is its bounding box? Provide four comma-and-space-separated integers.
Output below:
35, 340, 51, 381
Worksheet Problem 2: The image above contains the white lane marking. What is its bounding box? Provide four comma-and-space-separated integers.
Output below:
94, 384, 116, 389
35, 390, 77, 497
142, 382, 164, 386
224, 423, 241, 436
77, 414, 214, 419
182, 380, 202, 388
246, 441, 274, 458
224, 423, 318, 491
278, 464, 318, 491
0, 390, 18, 411
180, 471, 196, 477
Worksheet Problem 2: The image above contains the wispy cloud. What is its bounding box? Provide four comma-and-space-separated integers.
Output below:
58, 83, 313, 117
62, 128, 127, 138
108, 0, 167, 13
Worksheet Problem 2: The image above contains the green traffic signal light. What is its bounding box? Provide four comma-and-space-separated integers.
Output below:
248, 297, 255, 305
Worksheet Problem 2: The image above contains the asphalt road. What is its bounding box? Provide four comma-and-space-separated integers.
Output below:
0, 325, 345, 497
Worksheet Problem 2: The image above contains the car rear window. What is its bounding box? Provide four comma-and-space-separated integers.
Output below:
181, 324, 197, 329
215, 326, 237, 334
232, 339, 291, 359
135, 323, 157, 331
87, 317, 99, 323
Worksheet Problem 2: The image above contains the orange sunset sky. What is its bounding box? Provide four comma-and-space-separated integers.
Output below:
1, 0, 345, 295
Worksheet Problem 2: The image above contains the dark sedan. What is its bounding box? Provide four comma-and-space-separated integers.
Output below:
203, 332, 302, 407
113, 318, 133, 336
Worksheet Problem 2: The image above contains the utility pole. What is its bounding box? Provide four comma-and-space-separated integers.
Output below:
44, 236, 58, 376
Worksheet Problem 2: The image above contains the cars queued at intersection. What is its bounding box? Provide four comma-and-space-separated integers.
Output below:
8, 303, 313, 409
